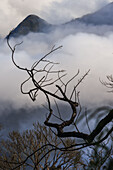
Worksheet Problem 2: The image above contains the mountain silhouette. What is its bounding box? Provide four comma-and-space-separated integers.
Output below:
7, 2, 113, 38
7, 14, 52, 38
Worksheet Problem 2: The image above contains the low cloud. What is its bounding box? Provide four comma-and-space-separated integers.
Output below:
1, 1, 113, 134
0, 101, 46, 136
1, 24, 113, 108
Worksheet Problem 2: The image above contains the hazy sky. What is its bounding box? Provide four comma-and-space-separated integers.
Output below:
0, 0, 113, 36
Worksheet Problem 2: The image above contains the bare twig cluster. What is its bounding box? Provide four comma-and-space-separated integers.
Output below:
100, 75, 113, 92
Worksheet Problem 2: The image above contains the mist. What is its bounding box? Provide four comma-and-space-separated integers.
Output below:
1, 1, 113, 135
1, 25, 113, 106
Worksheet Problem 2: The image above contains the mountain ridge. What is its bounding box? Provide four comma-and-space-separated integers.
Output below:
7, 2, 113, 38
73, 2, 113, 25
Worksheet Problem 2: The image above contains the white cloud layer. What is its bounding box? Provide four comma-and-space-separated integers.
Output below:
1, 1, 113, 130
1, 25, 113, 108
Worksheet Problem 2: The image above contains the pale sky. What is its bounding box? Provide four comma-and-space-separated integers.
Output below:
0, 0, 113, 37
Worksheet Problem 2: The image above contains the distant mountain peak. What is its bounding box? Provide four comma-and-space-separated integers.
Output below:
22, 14, 47, 25
7, 14, 52, 38
25, 14, 41, 19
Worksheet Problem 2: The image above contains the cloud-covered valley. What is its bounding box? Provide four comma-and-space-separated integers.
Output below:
1, 1, 113, 134
1, 25, 113, 107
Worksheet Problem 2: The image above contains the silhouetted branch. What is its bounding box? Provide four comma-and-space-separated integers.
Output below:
7, 37, 113, 169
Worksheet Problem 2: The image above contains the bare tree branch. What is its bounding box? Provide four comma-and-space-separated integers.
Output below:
6, 36, 113, 169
